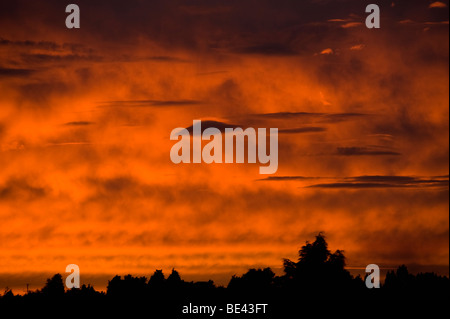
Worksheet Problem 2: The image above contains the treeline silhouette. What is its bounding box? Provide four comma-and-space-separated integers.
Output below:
1, 234, 448, 301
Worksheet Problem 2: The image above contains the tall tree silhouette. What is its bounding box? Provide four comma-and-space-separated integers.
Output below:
283, 233, 354, 295
167, 269, 183, 291
41, 274, 65, 299
167, 269, 181, 283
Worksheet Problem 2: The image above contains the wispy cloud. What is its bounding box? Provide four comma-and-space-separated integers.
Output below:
0, 178, 48, 201
252, 112, 370, 123
257, 176, 319, 182
182, 120, 240, 135
257, 175, 449, 190
308, 175, 449, 189
20, 53, 103, 63
429, 2, 448, 8
279, 127, 326, 134
64, 121, 94, 126
337, 147, 402, 156
0, 67, 36, 77
233, 43, 299, 56
100, 100, 203, 108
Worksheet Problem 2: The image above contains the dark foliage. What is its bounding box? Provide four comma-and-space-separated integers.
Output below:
1, 234, 448, 301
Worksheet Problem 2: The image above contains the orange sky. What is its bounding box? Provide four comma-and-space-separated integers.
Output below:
0, 0, 449, 293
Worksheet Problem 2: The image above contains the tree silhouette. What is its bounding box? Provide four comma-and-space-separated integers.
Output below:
66, 284, 104, 300
1, 287, 14, 300
41, 274, 65, 299
283, 233, 354, 296
228, 268, 275, 295
1, 233, 448, 302
167, 269, 181, 283
383, 265, 450, 299
385, 265, 414, 291
148, 269, 165, 290
107, 274, 147, 299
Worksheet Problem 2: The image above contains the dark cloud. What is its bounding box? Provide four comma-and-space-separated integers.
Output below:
147, 56, 188, 62
0, 37, 90, 53
196, 71, 229, 76
323, 113, 370, 122
257, 175, 449, 189
279, 127, 326, 134
100, 100, 203, 108
352, 227, 449, 266
183, 120, 240, 135
354, 176, 416, 183
253, 112, 369, 123
0, 0, 448, 55
178, 4, 232, 15
0, 178, 48, 201
337, 147, 402, 156
233, 43, 299, 56
17, 82, 72, 104
0, 67, 35, 77
257, 176, 319, 182
64, 121, 93, 126
2, 36, 186, 66
253, 112, 325, 119
308, 175, 449, 189
99, 176, 138, 193
20, 53, 102, 64
0, 122, 5, 139
310, 182, 409, 188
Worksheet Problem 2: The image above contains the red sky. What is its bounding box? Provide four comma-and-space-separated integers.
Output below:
0, 0, 449, 293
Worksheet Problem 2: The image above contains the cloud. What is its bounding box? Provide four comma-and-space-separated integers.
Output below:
424, 20, 450, 25
279, 127, 327, 134
234, 43, 299, 56
252, 112, 369, 123
341, 22, 363, 28
253, 112, 325, 119
308, 175, 449, 189
257, 176, 319, 182
429, 2, 448, 8
320, 48, 334, 55
259, 175, 449, 189
0, 67, 35, 77
100, 100, 203, 108
64, 121, 93, 126
0, 178, 48, 201
91, 176, 139, 194
0, 38, 85, 52
182, 120, 240, 135
337, 147, 402, 156
328, 19, 350, 23
147, 56, 188, 62
179, 122, 326, 137
179, 4, 232, 15
17, 81, 72, 105
20, 53, 102, 64
323, 113, 370, 123
350, 44, 365, 51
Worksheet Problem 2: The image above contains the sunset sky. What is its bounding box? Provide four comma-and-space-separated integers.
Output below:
0, 0, 449, 293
